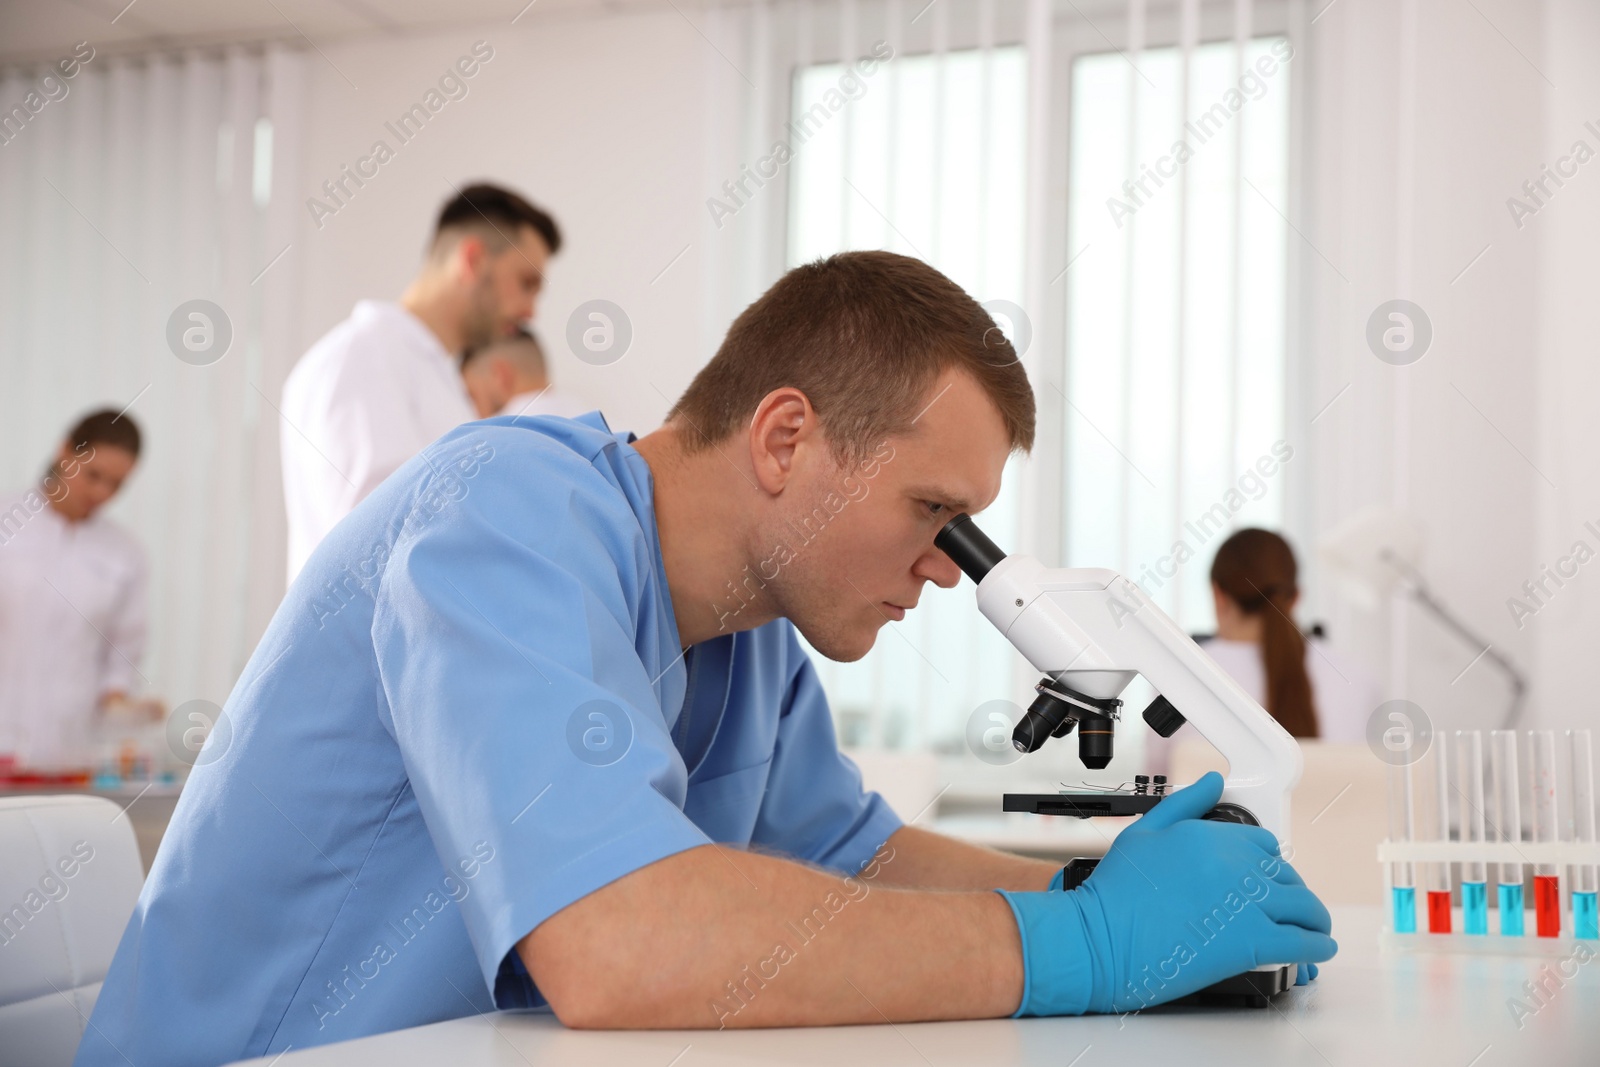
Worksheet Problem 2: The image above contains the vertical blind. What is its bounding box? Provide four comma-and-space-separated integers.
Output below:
731, 0, 1298, 776
0, 47, 306, 714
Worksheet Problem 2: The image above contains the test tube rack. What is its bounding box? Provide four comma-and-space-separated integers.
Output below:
1378, 838, 1600, 956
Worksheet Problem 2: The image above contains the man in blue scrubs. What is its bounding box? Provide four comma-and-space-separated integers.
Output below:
78, 252, 1333, 1065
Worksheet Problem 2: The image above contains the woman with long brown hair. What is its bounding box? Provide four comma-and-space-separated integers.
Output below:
1204, 528, 1376, 741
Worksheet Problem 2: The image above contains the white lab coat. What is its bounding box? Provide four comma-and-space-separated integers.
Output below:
280, 300, 475, 581
1198, 635, 1380, 744
0, 487, 148, 766
496, 386, 592, 420
1145, 635, 1382, 774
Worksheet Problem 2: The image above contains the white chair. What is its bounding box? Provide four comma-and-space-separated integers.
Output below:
0, 795, 145, 1067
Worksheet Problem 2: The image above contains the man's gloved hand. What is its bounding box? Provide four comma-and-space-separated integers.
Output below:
999, 771, 1336, 1015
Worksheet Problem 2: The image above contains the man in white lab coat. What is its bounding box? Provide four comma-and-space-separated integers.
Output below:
460, 326, 592, 420
0, 410, 156, 768
280, 183, 561, 581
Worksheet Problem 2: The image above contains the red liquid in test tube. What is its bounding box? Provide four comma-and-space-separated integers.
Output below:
1428, 890, 1453, 933
1535, 875, 1561, 937
1531, 731, 1561, 938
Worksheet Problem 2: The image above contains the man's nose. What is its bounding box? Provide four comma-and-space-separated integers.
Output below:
915, 548, 963, 590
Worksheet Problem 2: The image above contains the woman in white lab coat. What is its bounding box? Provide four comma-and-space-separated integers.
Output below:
0, 410, 155, 769
1201, 528, 1378, 744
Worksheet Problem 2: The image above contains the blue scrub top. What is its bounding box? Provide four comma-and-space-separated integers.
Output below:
75, 415, 902, 1067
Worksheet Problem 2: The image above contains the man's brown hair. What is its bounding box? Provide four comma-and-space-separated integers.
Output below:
669, 251, 1035, 461
430, 182, 561, 259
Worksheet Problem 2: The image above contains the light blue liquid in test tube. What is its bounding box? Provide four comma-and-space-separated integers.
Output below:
1388, 760, 1417, 933
1392, 886, 1417, 933
1572, 729, 1598, 939
1458, 731, 1488, 935
1492, 730, 1524, 937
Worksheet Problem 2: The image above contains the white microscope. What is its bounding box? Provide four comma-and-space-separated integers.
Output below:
934, 513, 1306, 1006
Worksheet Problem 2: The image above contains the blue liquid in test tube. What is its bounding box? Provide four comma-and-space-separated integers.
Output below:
1572, 729, 1598, 940
1458, 731, 1488, 935
1389, 760, 1417, 933
1493, 730, 1524, 937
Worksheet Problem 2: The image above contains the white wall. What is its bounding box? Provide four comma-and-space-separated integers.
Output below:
229, 0, 1600, 735
7, 0, 1591, 737
1531, 0, 1600, 732
283, 10, 729, 432
1292, 0, 1581, 737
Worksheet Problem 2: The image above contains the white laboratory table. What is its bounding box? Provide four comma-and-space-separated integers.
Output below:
232, 905, 1600, 1067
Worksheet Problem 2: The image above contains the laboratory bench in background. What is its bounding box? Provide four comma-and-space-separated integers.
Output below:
0, 781, 178, 872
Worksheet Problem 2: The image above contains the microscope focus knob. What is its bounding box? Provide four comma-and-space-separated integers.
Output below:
1142, 694, 1187, 738
1201, 803, 1259, 826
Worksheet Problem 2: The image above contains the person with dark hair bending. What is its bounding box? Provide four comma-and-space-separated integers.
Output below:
460, 325, 591, 420
0, 410, 158, 769
280, 182, 561, 581
1203, 528, 1377, 743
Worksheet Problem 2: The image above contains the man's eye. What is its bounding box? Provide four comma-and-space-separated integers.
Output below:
926, 501, 946, 516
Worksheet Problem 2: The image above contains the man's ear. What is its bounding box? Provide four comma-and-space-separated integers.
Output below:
747, 387, 822, 495
455, 235, 490, 282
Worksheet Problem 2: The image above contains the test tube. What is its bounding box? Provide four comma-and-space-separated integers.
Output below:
1491, 730, 1524, 936
1457, 731, 1488, 935
1388, 759, 1417, 933
1531, 731, 1561, 938
1572, 729, 1598, 940
1428, 734, 1453, 933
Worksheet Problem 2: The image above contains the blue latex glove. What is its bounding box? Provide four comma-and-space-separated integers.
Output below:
1042, 852, 1319, 985
1000, 771, 1336, 1015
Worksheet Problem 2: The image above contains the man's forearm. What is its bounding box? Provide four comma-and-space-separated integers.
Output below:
869, 825, 1061, 892
520, 843, 1024, 1029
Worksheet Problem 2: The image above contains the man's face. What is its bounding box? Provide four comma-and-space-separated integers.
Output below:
760, 368, 1011, 662
461, 226, 550, 352
49, 443, 137, 521
462, 356, 512, 418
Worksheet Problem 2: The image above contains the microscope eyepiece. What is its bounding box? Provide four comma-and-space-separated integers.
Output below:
934, 514, 1006, 584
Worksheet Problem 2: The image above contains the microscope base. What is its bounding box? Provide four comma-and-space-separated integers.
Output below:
1053, 855, 1296, 1008
1173, 964, 1294, 1009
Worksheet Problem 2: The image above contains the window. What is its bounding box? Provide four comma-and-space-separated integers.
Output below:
785, 32, 1293, 776
787, 45, 1031, 756
1065, 37, 1292, 632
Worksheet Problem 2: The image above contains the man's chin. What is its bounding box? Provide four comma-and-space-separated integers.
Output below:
797, 621, 882, 664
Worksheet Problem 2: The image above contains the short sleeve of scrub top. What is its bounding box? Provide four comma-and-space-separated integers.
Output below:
370, 432, 712, 1006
